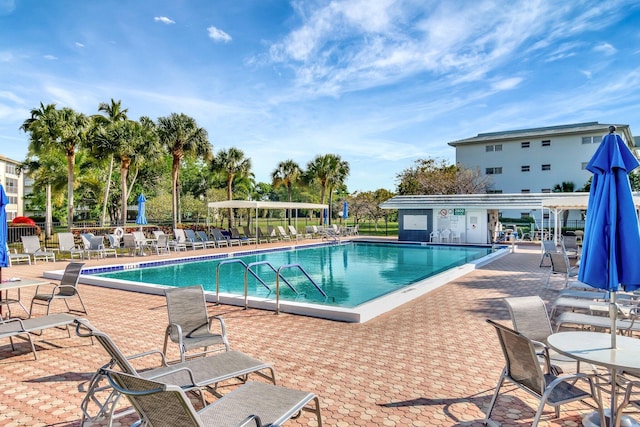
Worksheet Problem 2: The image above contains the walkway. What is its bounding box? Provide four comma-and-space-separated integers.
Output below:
0, 241, 619, 426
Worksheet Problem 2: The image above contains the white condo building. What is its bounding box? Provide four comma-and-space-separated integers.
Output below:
0, 155, 26, 221
448, 122, 636, 195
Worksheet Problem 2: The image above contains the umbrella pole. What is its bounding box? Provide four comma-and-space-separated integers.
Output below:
610, 291, 617, 348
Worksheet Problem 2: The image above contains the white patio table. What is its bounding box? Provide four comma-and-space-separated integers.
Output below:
547, 331, 640, 427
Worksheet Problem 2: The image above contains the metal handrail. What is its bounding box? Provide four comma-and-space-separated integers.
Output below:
275, 263, 327, 314
215, 259, 270, 304
244, 261, 297, 309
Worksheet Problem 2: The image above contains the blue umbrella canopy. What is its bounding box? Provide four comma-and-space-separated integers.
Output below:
578, 128, 640, 292
135, 193, 148, 225
578, 127, 640, 349
0, 184, 8, 268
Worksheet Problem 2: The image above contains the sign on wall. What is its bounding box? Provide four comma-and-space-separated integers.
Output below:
403, 214, 428, 230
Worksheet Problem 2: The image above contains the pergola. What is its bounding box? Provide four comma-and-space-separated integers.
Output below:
206, 200, 328, 241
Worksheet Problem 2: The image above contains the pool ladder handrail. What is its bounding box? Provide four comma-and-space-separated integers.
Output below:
244, 261, 298, 309
276, 263, 328, 315
215, 259, 273, 304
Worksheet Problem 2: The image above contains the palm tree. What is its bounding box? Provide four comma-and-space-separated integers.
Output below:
272, 159, 301, 224
305, 154, 350, 224
157, 113, 211, 229
21, 104, 89, 228
91, 99, 128, 226
210, 147, 252, 228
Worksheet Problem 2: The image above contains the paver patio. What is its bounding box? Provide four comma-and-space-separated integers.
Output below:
1, 240, 635, 426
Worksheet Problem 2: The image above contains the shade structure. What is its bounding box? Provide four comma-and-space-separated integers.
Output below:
578, 127, 640, 349
0, 184, 8, 269
135, 194, 147, 226
342, 201, 348, 220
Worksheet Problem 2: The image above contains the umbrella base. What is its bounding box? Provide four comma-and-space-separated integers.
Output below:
583, 409, 640, 427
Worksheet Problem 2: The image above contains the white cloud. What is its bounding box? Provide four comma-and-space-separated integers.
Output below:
207, 26, 232, 42
43, 54, 58, 60
75, 42, 85, 48
581, 70, 592, 79
154, 16, 175, 24
491, 77, 523, 91
593, 42, 617, 55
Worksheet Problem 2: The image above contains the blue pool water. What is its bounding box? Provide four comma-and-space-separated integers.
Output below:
96, 242, 494, 308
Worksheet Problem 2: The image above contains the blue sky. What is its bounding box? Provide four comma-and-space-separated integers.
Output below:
1, 0, 640, 192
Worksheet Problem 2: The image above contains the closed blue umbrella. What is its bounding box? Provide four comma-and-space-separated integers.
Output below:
0, 184, 8, 269
136, 194, 147, 230
342, 201, 348, 220
578, 126, 640, 348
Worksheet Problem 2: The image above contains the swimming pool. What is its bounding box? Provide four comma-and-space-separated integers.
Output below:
46, 240, 509, 322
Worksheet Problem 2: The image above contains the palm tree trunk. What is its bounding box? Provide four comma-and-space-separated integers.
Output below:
66, 153, 75, 229
121, 157, 130, 227
101, 154, 114, 227
227, 176, 234, 229
45, 184, 52, 238
171, 156, 180, 229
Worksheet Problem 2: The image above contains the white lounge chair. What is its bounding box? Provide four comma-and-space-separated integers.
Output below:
21, 235, 56, 264
57, 232, 84, 260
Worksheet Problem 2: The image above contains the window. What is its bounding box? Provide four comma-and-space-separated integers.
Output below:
541, 188, 552, 193
541, 140, 551, 147
521, 165, 530, 172
521, 189, 531, 193
8, 196, 17, 204
485, 167, 503, 175
5, 163, 17, 174
4, 177, 17, 193
487, 189, 503, 194
521, 141, 530, 148
485, 144, 502, 152
541, 164, 551, 171
582, 136, 601, 144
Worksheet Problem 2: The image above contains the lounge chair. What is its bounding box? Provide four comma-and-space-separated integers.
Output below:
29, 262, 88, 316
266, 225, 279, 241
0, 313, 77, 360
122, 233, 141, 256
561, 235, 580, 259
545, 251, 578, 288
163, 285, 230, 362
277, 226, 291, 241
174, 228, 204, 250
287, 225, 303, 241
100, 368, 323, 427
151, 233, 171, 255
255, 227, 271, 244
243, 226, 265, 244
193, 230, 217, 249
183, 229, 205, 250
539, 240, 558, 267
210, 229, 231, 248
74, 318, 276, 426
21, 235, 56, 264
57, 232, 84, 260
5, 242, 31, 266
484, 319, 604, 426
230, 227, 253, 245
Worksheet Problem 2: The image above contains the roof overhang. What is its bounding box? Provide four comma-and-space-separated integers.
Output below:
380, 192, 640, 211
207, 200, 328, 210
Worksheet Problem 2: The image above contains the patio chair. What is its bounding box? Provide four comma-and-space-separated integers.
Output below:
151, 233, 171, 256
6, 242, 31, 266
100, 368, 322, 427
21, 235, 56, 264
163, 285, 230, 362
107, 234, 121, 250
503, 296, 579, 374
184, 229, 206, 250
57, 232, 84, 260
174, 228, 203, 250
545, 251, 578, 288
266, 225, 279, 241
539, 240, 558, 267
29, 262, 88, 316
484, 319, 604, 426
287, 225, 303, 241
254, 227, 271, 244
122, 233, 141, 256
305, 225, 317, 238
277, 226, 291, 241
195, 230, 217, 248
74, 318, 276, 426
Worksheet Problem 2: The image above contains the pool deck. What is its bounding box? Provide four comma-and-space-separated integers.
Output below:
0, 238, 632, 426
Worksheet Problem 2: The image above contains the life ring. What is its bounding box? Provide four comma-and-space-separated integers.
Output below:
114, 227, 124, 238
